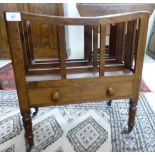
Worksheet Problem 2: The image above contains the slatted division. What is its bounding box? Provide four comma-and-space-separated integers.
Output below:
106, 19, 140, 73
6, 12, 145, 81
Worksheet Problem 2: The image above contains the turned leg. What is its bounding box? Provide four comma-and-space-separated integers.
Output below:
128, 98, 138, 132
21, 111, 34, 151
32, 107, 39, 117
107, 100, 112, 106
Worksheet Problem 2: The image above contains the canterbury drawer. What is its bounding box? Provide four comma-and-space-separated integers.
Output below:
28, 80, 133, 106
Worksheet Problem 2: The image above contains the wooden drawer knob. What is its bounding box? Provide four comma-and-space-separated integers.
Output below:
107, 87, 115, 96
52, 91, 60, 102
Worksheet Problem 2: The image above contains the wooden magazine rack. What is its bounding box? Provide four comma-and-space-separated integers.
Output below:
4, 11, 149, 150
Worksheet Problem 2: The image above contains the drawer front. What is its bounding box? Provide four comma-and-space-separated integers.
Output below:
28, 80, 133, 107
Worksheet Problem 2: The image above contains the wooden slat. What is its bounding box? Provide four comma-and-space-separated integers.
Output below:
18, 21, 31, 86
134, 19, 140, 57
115, 22, 125, 62
99, 25, 106, 76
18, 21, 29, 72
84, 25, 92, 60
27, 63, 128, 75
121, 22, 127, 62
22, 21, 32, 70
124, 20, 137, 68
33, 57, 118, 64
57, 25, 66, 79
109, 24, 117, 58
93, 25, 98, 68
26, 21, 35, 61
29, 58, 119, 69
21, 21, 35, 72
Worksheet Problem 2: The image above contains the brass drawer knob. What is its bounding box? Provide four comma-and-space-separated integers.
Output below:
52, 91, 60, 102
107, 87, 115, 96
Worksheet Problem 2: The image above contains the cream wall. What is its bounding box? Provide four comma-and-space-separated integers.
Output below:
63, 3, 84, 59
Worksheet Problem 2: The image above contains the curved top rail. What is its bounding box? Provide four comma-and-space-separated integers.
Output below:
5, 11, 149, 25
